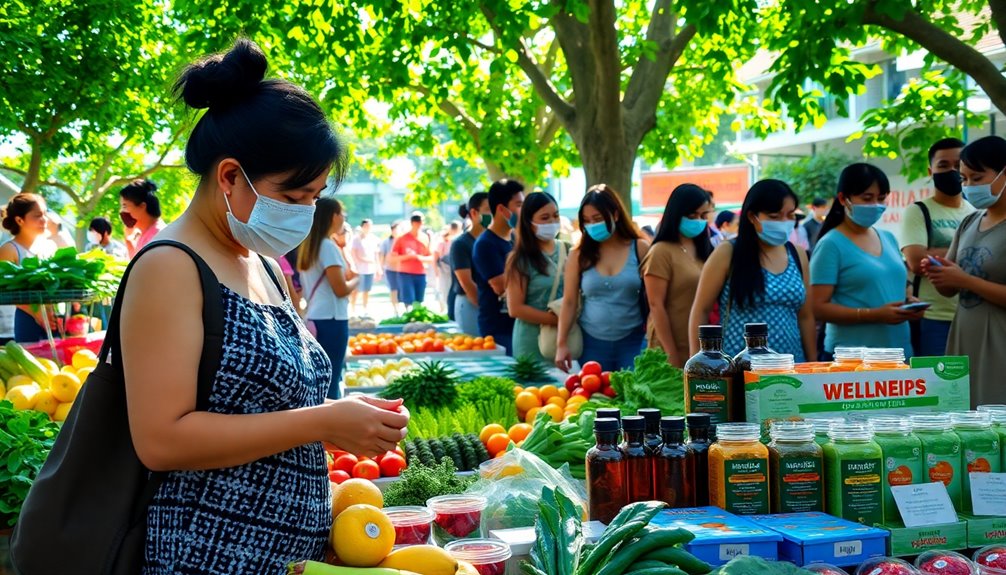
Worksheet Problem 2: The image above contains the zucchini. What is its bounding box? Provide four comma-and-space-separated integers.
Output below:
4, 341, 47, 385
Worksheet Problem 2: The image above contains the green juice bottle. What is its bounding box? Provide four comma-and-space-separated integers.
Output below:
952, 411, 1002, 515
978, 406, 1006, 471
911, 414, 963, 512
868, 418, 922, 526
807, 417, 845, 447
823, 422, 884, 526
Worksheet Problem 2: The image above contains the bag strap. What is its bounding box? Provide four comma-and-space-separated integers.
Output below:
785, 241, 803, 277
911, 201, 934, 297
547, 242, 566, 303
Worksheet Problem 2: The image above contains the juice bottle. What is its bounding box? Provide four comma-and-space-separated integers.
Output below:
829, 347, 865, 372
621, 416, 653, 503
596, 408, 622, 443
823, 422, 884, 526
856, 348, 909, 371
807, 417, 845, 447
708, 422, 770, 515
586, 417, 627, 523
952, 411, 1002, 515
768, 421, 824, 513
910, 414, 963, 511
732, 323, 776, 424
869, 418, 923, 525
654, 416, 695, 508
687, 413, 714, 506
983, 408, 1006, 471
638, 408, 663, 456
684, 325, 736, 424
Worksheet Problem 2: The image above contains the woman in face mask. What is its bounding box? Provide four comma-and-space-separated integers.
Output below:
119, 179, 166, 259
505, 191, 565, 363
113, 40, 408, 573
556, 184, 650, 372
923, 135, 1006, 407
689, 180, 816, 360
810, 163, 923, 359
642, 184, 714, 367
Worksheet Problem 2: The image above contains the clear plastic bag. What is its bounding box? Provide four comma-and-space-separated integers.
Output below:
465, 447, 588, 532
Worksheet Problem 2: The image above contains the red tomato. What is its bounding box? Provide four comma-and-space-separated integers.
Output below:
333, 454, 359, 475
601, 371, 611, 387
432, 339, 445, 352
327, 448, 349, 460
581, 361, 603, 377
379, 453, 407, 477
581, 374, 602, 394
352, 459, 381, 480
602, 386, 618, 398
394, 446, 406, 459
572, 387, 591, 399
564, 374, 581, 392
329, 470, 351, 484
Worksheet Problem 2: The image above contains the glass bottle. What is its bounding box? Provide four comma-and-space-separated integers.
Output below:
868, 417, 922, 526
684, 325, 737, 424
856, 348, 909, 371
911, 414, 963, 511
621, 416, 653, 503
687, 413, 714, 506
952, 411, 1001, 515
586, 418, 627, 523
709, 422, 770, 515
596, 408, 622, 443
768, 421, 824, 513
823, 423, 884, 525
638, 408, 663, 455
654, 416, 695, 508
732, 323, 776, 423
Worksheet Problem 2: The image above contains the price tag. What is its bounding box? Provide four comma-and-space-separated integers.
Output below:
892, 482, 959, 528
834, 540, 863, 558
970, 473, 1006, 517
719, 544, 750, 561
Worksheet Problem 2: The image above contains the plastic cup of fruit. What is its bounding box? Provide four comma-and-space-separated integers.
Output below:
426, 494, 487, 546
975, 546, 1006, 575
805, 564, 851, 575
856, 557, 921, 575
915, 550, 978, 575
444, 539, 511, 575
384, 505, 435, 547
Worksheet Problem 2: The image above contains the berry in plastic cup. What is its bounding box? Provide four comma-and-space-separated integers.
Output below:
856, 557, 920, 575
974, 546, 1006, 575
444, 539, 512, 575
805, 564, 851, 575
426, 494, 487, 546
384, 505, 435, 546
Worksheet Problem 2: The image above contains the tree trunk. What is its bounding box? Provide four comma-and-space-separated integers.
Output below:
19, 140, 43, 194
483, 158, 506, 183
574, 129, 635, 209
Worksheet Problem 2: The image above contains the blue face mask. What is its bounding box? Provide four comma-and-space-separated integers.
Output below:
585, 221, 613, 242
963, 168, 1006, 209
757, 219, 793, 246
846, 203, 887, 228
504, 208, 519, 229
678, 217, 707, 239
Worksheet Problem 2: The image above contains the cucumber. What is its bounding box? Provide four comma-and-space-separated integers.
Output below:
626, 560, 670, 572
640, 548, 712, 575
5, 341, 49, 385
0, 350, 22, 379
594, 528, 698, 575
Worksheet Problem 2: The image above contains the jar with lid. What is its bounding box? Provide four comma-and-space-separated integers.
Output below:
983, 407, 1006, 470
829, 347, 865, 372
952, 411, 1001, 514
684, 325, 736, 424
750, 354, 796, 374
586, 417, 628, 523
708, 422, 770, 515
856, 348, 908, 371
910, 414, 963, 511
768, 421, 824, 513
732, 323, 776, 423
823, 422, 884, 525
868, 417, 922, 525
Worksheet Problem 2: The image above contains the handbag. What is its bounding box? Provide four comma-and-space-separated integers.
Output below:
11, 240, 224, 575
539, 243, 583, 360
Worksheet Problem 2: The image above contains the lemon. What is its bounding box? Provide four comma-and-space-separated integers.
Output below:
33, 390, 58, 416
50, 373, 82, 403
6, 374, 35, 391
53, 402, 72, 422
6, 383, 40, 410
71, 349, 99, 371
38, 358, 59, 378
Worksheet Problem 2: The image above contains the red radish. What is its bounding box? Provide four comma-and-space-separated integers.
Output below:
380, 453, 407, 477
333, 454, 359, 475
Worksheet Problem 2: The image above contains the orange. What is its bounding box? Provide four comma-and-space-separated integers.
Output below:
483, 342, 495, 350
542, 404, 563, 422
486, 432, 512, 456
525, 407, 541, 423
538, 385, 559, 401
515, 391, 540, 412
485, 335, 495, 343
557, 388, 570, 400
513, 385, 524, 396
508, 423, 532, 442
332, 478, 384, 517
546, 396, 566, 408
473, 337, 484, 346
331, 504, 395, 567
479, 423, 507, 445
524, 386, 541, 400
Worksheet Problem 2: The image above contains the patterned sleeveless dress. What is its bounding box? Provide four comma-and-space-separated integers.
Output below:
143, 280, 333, 574
719, 249, 807, 361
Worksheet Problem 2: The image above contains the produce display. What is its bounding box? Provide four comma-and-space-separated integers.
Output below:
1, 343, 96, 422
0, 246, 125, 297
378, 361, 460, 410
505, 355, 552, 385
342, 358, 418, 388
380, 304, 450, 325
519, 409, 595, 479
383, 458, 477, 508
515, 384, 585, 424
403, 434, 490, 472
326, 448, 407, 484
0, 399, 60, 527
349, 331, 497, 356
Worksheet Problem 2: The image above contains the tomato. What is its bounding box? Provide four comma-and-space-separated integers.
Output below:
432, 339, 445, 352
333, 454, 359, 475
602, 386, 618, 398
581, 361, 603, 377
394, 446, 406, 459
379, 453, 407, 477
581, 374, 602, 394
329, 470, 350, 484
352, 459, 381, 480
572, 387, 591, 398
564, 374, 581, 392
362, 342, 379, 355
601, 371, 611, 387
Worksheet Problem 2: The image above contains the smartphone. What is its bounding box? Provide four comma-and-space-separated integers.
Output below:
900, 302, 932, 312
927, 256, 943, 267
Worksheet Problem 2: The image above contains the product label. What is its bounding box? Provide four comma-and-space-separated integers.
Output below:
961, 434, 1002, 514
777, 456, 824, 513
719, 544, 750, 561
687, 377, 730, 424
920, 438, 963, 510
834, 540, 863, 558
724, 458, 769, 515
840, 458, 884, 526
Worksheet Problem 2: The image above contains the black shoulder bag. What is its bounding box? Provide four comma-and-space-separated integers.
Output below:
11, 240, 225, 575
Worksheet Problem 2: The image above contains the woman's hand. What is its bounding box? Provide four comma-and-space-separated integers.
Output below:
923, 256, 971, 290
870, 301, 925, 325
544, 311, 559, 327
555, 344, 573, 373
323, 396, 409, 458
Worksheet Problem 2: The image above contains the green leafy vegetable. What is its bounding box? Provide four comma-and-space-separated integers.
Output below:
0, 247, 125, 297
609, 348, 685, 417
379, 304, 450, 325
457, 376, 516, 406
0, 400, 60, 527
378, 360, 459, 410
520, 410, 595, 479
406, 403, 492, 440
383, 457, 476, 507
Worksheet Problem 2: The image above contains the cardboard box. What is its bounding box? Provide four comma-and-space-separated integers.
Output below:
748, 512, 888, 567
648, 507, 783, 567
962, 514, 1006, 547
490, 522, 607, 575
745, 356, 970, 425
883, 521, 968, 556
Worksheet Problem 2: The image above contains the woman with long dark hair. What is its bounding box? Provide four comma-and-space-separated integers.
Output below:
642, 184, 714, 367
505, 191, 564, 362
0, 193, 54, 342
451, 192, 490, 335
298, 197, 358, 397
556, 184, 649, 372
810, 163, 921, 358
689, 179, 816, 360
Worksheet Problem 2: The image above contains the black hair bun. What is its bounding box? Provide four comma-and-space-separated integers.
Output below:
458, 204, 469, 219
141, 179, 157, 195
174, 38, 267, 111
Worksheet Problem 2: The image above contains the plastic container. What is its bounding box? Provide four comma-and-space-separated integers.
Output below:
830, 347, 865, 372
806, 565, 851, 575
911, 414, 963, 511
953, 411, 1002, 514
750, 353, 796, 374
768, 421, 824, 513
384, 506, 435, 546
426, 494, 487, 546
987, 410, 1006, 471
869, 418, 923, 525
708, 422, 770, 515
857, 348, 909, 371
824, 423, 884, 526
974, 545, 1006, 575
914, 550, 978, 575
856, 557, 920, 575
444, 539, 512, 575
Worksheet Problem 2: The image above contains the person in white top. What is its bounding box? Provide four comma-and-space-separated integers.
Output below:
298, 197, 358, 398
350, 219, 381, 315
0, 193, 56, 342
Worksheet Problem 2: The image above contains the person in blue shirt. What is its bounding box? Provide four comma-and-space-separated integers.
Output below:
810, 163, 925, 359
472, 179, 524, 354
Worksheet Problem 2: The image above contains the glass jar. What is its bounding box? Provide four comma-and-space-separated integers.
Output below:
868, 418, 922, 526
823, 423, 884, 525
830, 347, 865, 372
986, 409, 1006, 471
807, 417, 845, 447
856, 348, 908, 371
768, 421, 824, 513
910, 414, 963, 511
708, 422, 770, 515
952, 411, 1002, 514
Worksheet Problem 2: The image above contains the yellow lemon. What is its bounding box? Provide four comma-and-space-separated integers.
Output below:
54, 402, 72, 422
33, 390, 58, 416
60, 366, 78, 376
50, 373, 81, 403
6, 383, 40, 410
38, 358, 59, 378
71, 349, 99, 371
6, 375, 34, 391
76, 366, 94, 381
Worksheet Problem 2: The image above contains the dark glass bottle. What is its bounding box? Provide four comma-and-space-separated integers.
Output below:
687, 413, 714, 506
731, 323, 776, 423
586, 418, 628, 523
596, 408, 623, 443
654, 416, 695, 508
684, 325, 737, 424
621, 416, 653, 503
638, 408, 663, 455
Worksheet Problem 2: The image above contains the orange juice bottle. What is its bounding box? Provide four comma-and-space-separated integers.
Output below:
708, 422, 770, 515
856, 348, 908, 371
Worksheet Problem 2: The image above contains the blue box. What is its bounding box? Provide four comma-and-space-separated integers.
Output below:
649, 507, 783, 567
749, 512, 888, 567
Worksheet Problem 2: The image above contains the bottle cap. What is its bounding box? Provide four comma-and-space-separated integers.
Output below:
686, 413, 712, 428
622, 415, 645, 431
660, 416, 685, 431
743, 323, 768, 337
594, 417, 621, 432
638, 408, 661, 426
698, 325, 723, 339
596, 408, 622, 423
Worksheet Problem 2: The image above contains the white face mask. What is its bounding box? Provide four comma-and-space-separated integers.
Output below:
533, 222, 561, 241
87, 230, 101, 245
224, 166, 317, 258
